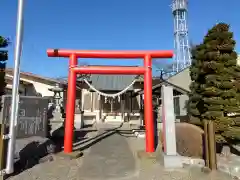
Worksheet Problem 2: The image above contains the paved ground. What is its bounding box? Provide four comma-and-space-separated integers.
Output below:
7, 126, 237, 180
78, 131, 136, 179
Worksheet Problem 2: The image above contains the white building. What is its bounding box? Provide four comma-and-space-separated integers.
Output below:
5, 68, 66, 97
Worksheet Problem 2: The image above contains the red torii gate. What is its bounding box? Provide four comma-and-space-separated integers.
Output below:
47, 49, 173, 154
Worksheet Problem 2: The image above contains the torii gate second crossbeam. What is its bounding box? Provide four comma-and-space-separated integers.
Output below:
47, 49, 173, 154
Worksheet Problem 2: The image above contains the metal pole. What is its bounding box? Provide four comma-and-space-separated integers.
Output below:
5, 0, 24, 174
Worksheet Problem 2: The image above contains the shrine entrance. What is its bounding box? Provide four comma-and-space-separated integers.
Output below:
83, 75, 139, 123
47, 49, 173, 154
101, 94, 125, 123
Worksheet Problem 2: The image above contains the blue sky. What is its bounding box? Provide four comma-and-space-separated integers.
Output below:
1, 0, 240, 78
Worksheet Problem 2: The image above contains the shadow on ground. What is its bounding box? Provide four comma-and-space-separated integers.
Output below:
7, 123, 128, 178
6, 126, 90, 178
6, 137, 56, 178
8, 122, 157, 180
76, 129, 137, 179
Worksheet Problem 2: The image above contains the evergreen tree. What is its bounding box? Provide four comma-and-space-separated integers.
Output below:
0, 36, 9, 101
188, 23, 240, 142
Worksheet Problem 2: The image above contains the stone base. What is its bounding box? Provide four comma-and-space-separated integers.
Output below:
55, 151, 83, 160
39, 154, 54, 163
162, 153, 183, 169
201, 167, 212, 174
181, 156, 205, 167
133, 131, 146, 138
137, 150, 158, 160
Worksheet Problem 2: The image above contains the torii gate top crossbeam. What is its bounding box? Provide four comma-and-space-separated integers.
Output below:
47, 49, 173, 59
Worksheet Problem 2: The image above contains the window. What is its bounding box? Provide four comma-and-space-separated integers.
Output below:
173, 96, 180, 116
5, 88, 23, 95
5, 88, 12, 95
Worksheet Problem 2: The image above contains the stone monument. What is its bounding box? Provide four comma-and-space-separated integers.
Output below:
161, 85, 183, 168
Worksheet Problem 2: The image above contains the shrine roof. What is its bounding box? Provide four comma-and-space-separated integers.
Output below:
89, 75, 137, 91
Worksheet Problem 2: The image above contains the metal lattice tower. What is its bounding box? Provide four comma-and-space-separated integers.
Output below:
171, 0, 191, 73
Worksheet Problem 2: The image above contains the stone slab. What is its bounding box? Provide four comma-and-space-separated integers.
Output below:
137, 150, 159, 159
77, 132, 136, 179
217, 154, 240, 178
162, 153, 183, 169
181, 156, 205, 167
55, 150, 83, 160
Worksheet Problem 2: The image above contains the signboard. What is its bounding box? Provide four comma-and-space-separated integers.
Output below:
0, 95, 49, 138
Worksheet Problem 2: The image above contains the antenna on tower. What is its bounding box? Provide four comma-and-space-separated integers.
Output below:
171, 0, 191, 73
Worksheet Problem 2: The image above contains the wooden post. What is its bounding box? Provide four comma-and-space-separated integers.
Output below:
208, 120, 217, 170
203, 120, 210, 168
121, 95, 125, 121
0, 124, 6, 180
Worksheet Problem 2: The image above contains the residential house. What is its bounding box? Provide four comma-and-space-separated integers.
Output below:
5, 68, 67, 97
132, 67, 190, 122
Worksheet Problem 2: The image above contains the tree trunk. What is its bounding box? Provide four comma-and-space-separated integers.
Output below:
203, 120, 209, 168
208, 120, 217, 170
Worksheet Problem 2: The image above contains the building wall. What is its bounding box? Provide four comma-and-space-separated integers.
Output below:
80, 83, 141, 113
5, 74, 58, 97
179, 94, 188, 116
5, 84, 27, 94
237, 55, 240, 66
156, 94, 188, 122
167, 68, 191, 92
73, 82, 142, 125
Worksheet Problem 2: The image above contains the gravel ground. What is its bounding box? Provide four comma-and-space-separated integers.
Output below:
6, 128, 237, 180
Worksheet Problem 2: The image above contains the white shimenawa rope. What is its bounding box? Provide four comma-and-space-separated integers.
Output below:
84, 78, 136, 130
83, 78, 136, 98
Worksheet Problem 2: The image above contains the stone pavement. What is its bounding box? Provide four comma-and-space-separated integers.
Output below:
7, 129, 237, 180
77, 132, 136, 179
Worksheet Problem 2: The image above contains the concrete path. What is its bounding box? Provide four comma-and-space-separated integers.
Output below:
78, 131, 136, 179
